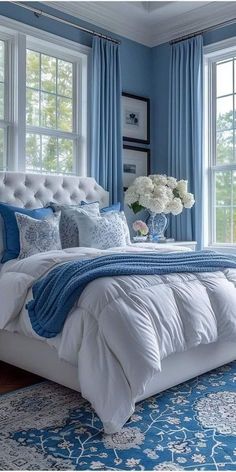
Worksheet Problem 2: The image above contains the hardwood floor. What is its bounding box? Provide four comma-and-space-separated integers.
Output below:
0, 361, 43, 394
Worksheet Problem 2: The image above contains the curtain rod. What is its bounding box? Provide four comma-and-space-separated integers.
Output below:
11, 1, 121, 44
170, 15, 236, 45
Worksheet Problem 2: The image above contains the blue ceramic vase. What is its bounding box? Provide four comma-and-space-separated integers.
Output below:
146, 212, 168, 241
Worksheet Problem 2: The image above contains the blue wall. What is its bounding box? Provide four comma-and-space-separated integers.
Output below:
151, 23, 236, 174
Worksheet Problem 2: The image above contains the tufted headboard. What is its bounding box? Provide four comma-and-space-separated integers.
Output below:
0, 172, 109, 261
0, 172, 109, 208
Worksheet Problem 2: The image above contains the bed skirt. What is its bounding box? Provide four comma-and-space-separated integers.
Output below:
0, 330, 235, 402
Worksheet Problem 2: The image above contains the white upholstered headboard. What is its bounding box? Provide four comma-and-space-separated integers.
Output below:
0, 172, 109, 208
0, 172, 109, 261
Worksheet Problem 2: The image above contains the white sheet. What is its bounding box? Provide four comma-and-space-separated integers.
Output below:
2, 243, 236, 433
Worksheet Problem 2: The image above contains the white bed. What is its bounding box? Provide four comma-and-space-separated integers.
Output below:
0, 171, 236, 434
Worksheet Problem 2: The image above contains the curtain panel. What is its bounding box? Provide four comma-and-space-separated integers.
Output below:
168, 35, 203, 248
91, 37, 123, 205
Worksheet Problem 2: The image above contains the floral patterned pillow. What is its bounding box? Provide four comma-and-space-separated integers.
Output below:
102, 211, 131, 245
15, 212, 61, 259
76, 212, 127, 250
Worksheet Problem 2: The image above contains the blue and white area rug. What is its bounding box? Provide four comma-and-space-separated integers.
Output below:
1, 362, 236, 470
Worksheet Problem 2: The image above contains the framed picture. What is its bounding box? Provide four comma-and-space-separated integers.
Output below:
123, 145, 150, 190
122, 92, 150, 144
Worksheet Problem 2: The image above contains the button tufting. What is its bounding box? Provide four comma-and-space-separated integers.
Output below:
0, 172, 109, 216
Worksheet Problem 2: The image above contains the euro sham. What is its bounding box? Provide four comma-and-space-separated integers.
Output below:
0, 203, 53, 263
48, 202, 100, 248
16, 211, 61, 259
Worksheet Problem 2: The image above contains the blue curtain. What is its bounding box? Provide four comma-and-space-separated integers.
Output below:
91, 37, 123, 205
168, 36, 203, 248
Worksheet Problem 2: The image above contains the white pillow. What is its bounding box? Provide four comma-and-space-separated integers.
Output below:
103, 211, 131, 245
75, 212, 127, 249
15, 212, 61, 259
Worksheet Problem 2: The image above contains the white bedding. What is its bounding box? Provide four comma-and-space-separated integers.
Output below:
1, 243, 236, 433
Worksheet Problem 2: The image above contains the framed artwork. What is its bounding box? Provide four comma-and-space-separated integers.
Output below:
122, 92, 150, 144
123, 145, 150, 190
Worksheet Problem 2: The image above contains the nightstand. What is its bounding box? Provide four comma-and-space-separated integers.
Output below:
132, 240, 197, 251
162, 241, 197, 251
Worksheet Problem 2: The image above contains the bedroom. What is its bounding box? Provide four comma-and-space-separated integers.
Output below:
1, 0, 236, 470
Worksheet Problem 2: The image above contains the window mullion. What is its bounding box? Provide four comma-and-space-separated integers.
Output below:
230, 170, 234, 243
233, 59, 235, 164
209, 60, 216, 244
39, 52, 41, 129
14, 32, 26, 171
5, 38, 14, 170
26, 125, 77, 140
40, 133, 42, 174
4, 39, 9, 123
211, 61, 217, 168
56, 57, 58, 131
77, 56, 88, 176
212, 164, 236, 172
73, 61, 78, 175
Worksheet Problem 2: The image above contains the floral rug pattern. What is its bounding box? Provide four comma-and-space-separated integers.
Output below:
1, 362, 236, 470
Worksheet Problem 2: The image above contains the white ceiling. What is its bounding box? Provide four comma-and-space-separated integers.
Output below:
46, 1, 236, 47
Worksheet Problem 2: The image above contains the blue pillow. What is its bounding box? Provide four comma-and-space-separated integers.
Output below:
0, 202, 53, 263
100, 203, 121, 213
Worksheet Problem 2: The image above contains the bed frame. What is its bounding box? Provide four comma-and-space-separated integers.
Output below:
0, 172, 235, 403
0, 331, 235, 400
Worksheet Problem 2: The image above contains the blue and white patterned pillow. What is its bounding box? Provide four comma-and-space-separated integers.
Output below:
102, 211, 131, 245
15, 212, 61, 259
76, 212, 127, 249
48, 202, 100, 248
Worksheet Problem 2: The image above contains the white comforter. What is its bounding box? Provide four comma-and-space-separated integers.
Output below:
1, 244, 236, 433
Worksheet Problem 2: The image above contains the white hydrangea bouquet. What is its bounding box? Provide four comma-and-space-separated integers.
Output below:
125, 174, 195, 215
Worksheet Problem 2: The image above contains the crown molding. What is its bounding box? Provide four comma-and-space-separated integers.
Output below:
44, 2, 236, 48
149, 2, 236, 46
45, 1, 151, 46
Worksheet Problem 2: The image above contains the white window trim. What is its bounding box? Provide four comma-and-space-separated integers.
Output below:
204, 37, 236, 253
0, 14, 90, 176
0, 29, 15, 171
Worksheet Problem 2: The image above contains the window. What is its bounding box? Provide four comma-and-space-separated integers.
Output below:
206, 47, 236, 247
26, 49, 75, 174
0, 18, 88, 175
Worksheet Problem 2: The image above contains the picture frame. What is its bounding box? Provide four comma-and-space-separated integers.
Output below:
122, 92, 150, 144
123, 145, 150, 190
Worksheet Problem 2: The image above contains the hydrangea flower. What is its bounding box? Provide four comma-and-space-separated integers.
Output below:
124, 174, 195, 215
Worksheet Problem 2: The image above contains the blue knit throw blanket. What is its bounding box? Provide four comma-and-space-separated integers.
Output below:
27, 250, 236, 338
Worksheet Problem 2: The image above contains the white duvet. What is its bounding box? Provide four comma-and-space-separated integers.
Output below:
1, 243, 236, 433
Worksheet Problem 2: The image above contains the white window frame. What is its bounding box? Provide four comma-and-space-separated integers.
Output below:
204, 37, 236, 253
0, 15, 90, 176
0, 29, 14, 171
